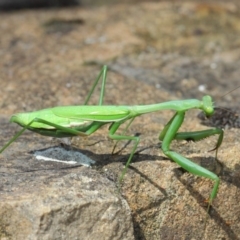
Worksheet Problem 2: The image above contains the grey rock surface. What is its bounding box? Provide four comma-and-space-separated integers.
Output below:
0, 168, 134, 240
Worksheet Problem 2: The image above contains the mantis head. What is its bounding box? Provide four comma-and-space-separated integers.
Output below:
202, 95, 214, 117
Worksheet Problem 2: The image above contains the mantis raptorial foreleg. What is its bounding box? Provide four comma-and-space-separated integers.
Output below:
159, 111, 221, 216
159, 112, 224, 158
175, 129, 223, 159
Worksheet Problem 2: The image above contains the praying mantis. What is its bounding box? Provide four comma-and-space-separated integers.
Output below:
0, 65, 224, 214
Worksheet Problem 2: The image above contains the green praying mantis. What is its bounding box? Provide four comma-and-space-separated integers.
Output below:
0, 65, 224, 215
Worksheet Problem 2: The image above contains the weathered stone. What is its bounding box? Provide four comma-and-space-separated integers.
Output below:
0, 167, 134, 240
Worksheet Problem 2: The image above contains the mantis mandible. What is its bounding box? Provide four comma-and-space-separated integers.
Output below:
0, 65, 224, 214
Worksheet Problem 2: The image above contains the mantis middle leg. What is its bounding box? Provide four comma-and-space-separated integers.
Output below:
108, 121, 140, 181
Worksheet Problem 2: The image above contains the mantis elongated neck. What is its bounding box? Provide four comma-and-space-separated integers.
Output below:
133, 99, 203, 115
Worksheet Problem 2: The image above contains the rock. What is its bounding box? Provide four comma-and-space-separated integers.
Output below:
0, 167, 134, 240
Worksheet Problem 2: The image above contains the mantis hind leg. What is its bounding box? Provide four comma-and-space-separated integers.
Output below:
70, 65, 108, 145
29, 118, 106, 137
0, 118, 105, 153
0, 66, 108, 153
108, 121, 140, 182
160, 112, 220, 213
84, 65, 108, 106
